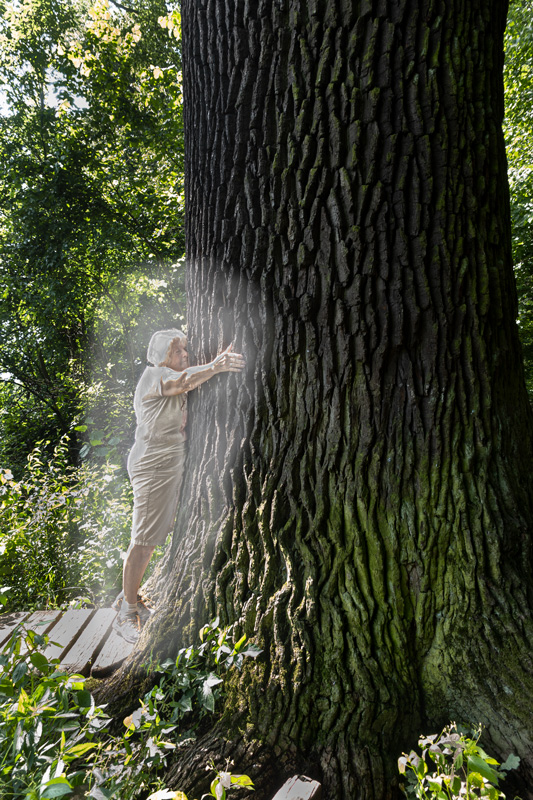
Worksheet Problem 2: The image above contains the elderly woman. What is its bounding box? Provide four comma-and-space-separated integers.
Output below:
113, 328, 244, 643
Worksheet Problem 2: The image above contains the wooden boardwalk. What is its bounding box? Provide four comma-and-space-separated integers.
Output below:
0, 610, 324, 799
0, 607, 133, 677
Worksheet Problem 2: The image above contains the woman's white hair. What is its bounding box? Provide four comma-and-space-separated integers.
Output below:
146, 329, 186, 366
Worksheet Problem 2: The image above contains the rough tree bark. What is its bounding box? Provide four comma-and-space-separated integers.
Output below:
99, 1, 533, 798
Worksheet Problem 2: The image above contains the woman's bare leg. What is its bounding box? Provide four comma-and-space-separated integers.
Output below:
123, 544, 155, 605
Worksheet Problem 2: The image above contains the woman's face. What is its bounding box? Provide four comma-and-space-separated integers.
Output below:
167, 338, 188, 371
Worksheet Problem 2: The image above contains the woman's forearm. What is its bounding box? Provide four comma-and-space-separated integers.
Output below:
160, 362, 217, 396
180, 362, 219, 390
160, 347, 245, 396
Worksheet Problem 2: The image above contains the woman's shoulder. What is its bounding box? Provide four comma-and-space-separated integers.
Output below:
137, 365, 181, 383
135, 365, 184, 400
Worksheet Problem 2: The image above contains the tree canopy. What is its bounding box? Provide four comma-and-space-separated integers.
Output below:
0, 0, 185, 472
504, 0, 533, 395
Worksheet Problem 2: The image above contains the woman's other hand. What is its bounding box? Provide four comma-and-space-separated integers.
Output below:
212, 343, 245, 373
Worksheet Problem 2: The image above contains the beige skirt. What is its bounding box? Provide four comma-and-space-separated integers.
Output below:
128, 444, 186, 547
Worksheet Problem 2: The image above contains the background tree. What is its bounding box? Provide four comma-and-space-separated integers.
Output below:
102, 1, 533, 799
504, 0, 533, 397
0, 0, 185, 472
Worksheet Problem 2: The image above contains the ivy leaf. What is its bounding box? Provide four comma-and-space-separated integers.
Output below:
201, 682, 215, 713
500, 754, 520, 772
240, 644, 262, 659
230, 774, 254, 787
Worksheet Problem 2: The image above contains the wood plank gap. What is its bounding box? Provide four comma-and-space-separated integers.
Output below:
44, 609, 96, 663
62, 609, 117, 676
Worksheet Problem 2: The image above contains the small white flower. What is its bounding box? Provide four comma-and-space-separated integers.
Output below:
219, 771, 232, 789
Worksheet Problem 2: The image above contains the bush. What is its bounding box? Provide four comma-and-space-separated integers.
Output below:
398, 723, 520, 800
0, 609, 259, 799
0, 435, 135, 611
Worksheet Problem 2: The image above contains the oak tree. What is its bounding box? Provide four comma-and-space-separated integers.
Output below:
105, 1, 533, 798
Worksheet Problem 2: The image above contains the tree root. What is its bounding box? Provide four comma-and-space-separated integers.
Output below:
162, 724, 310, 800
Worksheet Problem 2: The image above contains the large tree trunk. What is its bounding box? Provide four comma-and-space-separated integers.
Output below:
100, 1, 533, 797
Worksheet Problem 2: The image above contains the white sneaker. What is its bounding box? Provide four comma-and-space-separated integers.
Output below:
112, 609, 143, 644
112, 591, 153, 624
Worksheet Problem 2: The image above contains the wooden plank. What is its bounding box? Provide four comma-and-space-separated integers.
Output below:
90, 623, 134, 678
271, 776, 322, 800
20, 610, 63, 654
0, 612, 30, 648
62, 609, 116, 676
43, 609, 95, 663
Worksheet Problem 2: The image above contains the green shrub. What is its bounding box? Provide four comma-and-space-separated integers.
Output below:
0, 609, 260, 799
0, 614, 111, 799
398, 723, 520, 800
0, 435, 135, 611
0, 438, 83, 610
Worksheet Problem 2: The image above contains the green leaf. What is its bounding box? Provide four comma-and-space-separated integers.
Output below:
201, 683, 215, 713
500, 754, 520, 772
451, 775, 462, 794
177, 695, 192, 713
65, 742, 97, 756
240, 644, 262, 659
416, 757, 427, 778
210, 778, 225, 800
30, 652, 49, 671
41, 776, 73, 798
427, 777, 442, 792
230, 774, 254, 787
76, 690, 92, 708
12, 661, 28, 684
467, 755, 500, 785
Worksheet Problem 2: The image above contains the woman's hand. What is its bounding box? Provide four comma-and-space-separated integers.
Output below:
212, 343, 245, 373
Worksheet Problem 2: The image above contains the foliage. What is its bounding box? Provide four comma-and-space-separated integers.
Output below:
0, 0, 186, 471
204, 765, 255, 800
0, 616, 111, 799
0, 609, 260, 799
0, 434, 138, 611
139, 618, 262, 729
146, 763, 255, 800
0, 438, 83, 611
504, 0, 533, 397
398, 724, 520, 800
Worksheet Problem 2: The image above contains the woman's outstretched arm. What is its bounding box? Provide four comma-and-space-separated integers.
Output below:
160, 344, 245, 396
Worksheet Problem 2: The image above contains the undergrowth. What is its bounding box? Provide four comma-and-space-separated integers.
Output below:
0, 436, 135, 612
0, 603, 259, 800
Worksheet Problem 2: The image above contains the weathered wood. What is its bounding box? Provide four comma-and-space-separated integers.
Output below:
61, 609, 116, 676
0, 612, 30, 648
271, 777, 322, 800
90, 623, 134, 678
43, 609, 95, 663
20, 610, 63, 654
